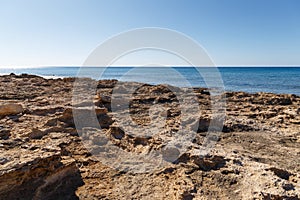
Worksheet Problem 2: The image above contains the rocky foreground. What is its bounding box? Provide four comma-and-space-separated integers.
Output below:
0, 74, 299, 200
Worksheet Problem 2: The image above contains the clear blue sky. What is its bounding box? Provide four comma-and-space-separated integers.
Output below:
0, 0, 299, 67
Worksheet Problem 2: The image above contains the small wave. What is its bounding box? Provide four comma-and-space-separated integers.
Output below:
40, 75, 65, 79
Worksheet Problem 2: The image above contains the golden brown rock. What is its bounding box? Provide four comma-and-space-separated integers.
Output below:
0, 74, 299, 199
0, 103, 23, 116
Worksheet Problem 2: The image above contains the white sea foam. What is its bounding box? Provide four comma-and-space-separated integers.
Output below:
0, 73, 64, 79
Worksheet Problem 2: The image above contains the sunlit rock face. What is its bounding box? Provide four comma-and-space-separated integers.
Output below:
0, 74, 299, 199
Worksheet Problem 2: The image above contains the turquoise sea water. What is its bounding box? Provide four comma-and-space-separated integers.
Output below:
0, 67, 299, 95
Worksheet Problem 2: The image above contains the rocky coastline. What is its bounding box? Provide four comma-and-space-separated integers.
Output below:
0, 73, 299, 199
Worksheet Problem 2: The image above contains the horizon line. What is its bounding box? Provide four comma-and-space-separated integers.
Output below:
1, 65, 300, 68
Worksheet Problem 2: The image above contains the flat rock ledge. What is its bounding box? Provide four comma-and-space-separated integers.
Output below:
0, 74, 299, 200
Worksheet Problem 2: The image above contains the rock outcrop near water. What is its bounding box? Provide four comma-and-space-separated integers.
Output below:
0, 74, 299, 199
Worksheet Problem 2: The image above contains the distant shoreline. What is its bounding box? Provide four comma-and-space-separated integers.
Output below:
0, 73, 299, 97
1, 66, 300, 96
0, 68, 300, 96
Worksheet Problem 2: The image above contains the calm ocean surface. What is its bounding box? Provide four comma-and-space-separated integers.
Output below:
1, 67, 299, 95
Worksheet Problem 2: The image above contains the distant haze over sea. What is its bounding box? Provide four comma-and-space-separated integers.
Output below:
1, 67, 299, 95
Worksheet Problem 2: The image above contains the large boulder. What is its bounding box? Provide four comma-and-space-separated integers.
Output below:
59, 107, 112, 129
0, 103, 23, 116
0, 148, 83, 200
